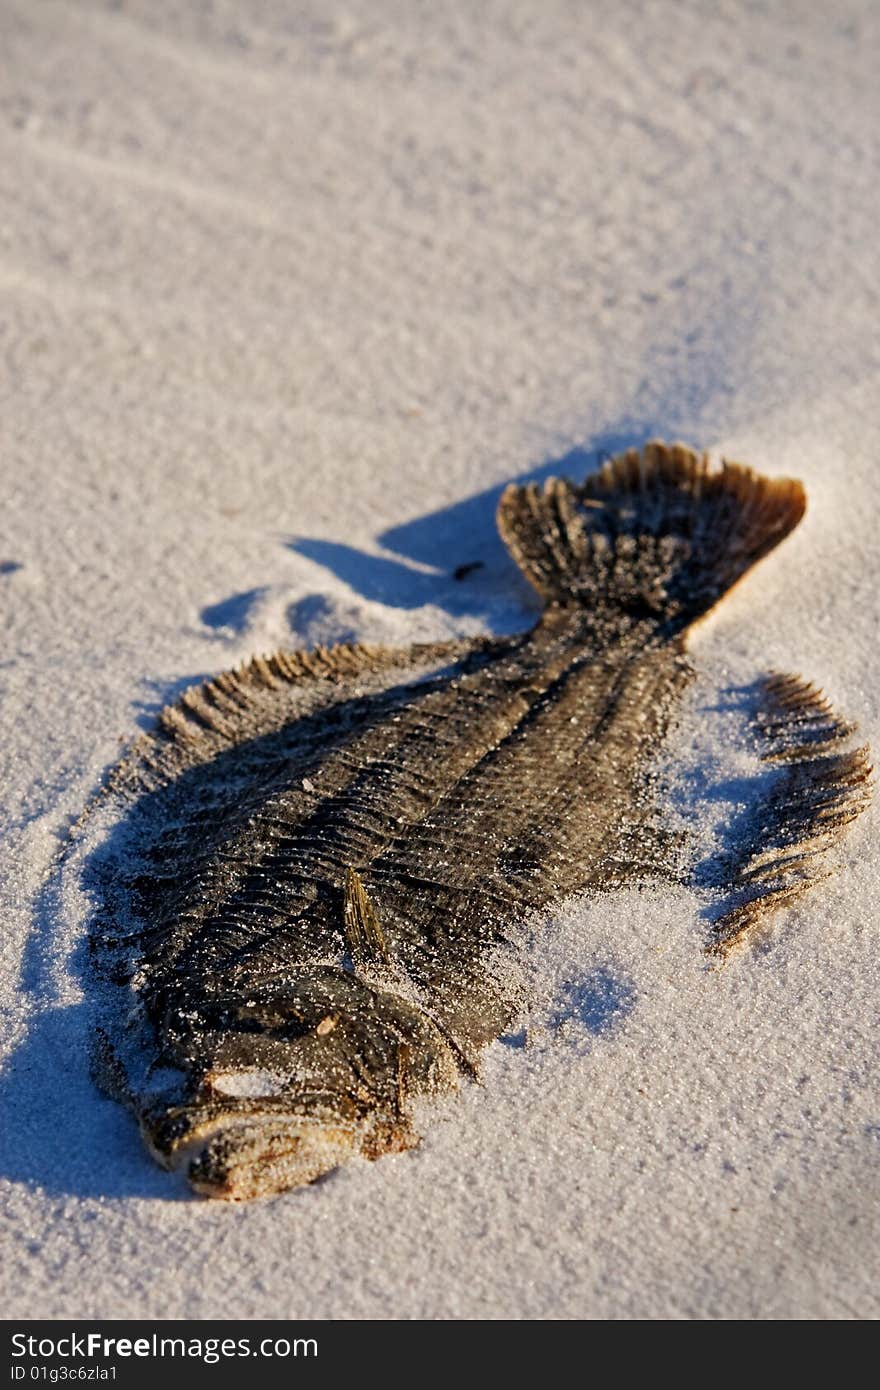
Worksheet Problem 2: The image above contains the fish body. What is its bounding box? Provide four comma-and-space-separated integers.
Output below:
88, 442, 855, 1199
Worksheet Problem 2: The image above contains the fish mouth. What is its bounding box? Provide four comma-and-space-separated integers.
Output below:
189, 1121, 358, 1200
170, 1112, 359, 1201
143, 1103, 360, 1200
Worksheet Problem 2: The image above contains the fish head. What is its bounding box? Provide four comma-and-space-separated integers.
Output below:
144, 967, 461, 1200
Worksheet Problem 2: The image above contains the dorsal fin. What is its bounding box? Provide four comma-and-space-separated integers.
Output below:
343, 867, 392, 971
108, 636, 494, 796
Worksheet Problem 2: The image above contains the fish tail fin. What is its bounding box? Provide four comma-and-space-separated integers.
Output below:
497, 441, 806, 631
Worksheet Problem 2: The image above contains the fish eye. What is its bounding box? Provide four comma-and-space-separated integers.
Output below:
206, 1069, 285, 1099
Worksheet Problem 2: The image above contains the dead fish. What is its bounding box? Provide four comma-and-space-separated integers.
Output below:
86, 442, 871, 1199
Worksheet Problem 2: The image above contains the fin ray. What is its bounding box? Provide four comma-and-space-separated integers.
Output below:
343, 867, 392, 971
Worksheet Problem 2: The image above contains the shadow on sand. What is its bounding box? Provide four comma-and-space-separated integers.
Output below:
0, 867, 184, 1200
287, 427, 663, 624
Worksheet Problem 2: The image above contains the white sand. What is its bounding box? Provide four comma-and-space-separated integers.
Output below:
1, 0, 878, 1319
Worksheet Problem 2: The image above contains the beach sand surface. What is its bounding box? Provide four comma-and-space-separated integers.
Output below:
1, 0, 878, 1319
